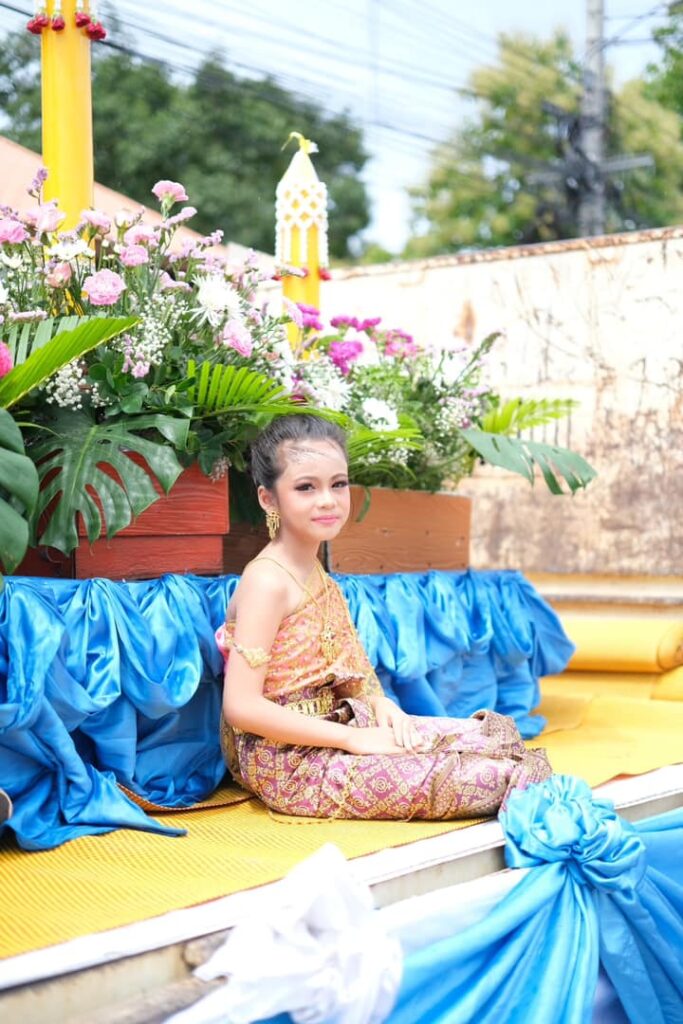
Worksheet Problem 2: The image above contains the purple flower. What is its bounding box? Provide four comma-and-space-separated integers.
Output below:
330, 315, 360, 330
329, 339, 364, 376
359, 317, 382, 332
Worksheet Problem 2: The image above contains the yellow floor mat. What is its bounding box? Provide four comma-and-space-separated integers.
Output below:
2, 692, 682, 960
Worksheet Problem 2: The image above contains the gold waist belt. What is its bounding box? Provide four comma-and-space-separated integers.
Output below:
284, 689, 336, 717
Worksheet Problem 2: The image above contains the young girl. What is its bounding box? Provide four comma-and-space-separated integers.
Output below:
217, 414, 551, 820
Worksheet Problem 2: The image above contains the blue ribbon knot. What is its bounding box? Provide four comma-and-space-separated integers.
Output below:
501, 774, 647, 893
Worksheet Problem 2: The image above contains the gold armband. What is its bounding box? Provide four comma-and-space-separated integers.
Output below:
229, 639, 271, 669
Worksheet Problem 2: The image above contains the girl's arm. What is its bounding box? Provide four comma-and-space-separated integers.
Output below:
223, 564, 401, 753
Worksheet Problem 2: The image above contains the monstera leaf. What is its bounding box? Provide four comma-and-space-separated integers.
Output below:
461, 428, 596, 495
0, 315, 137, 575
0, 316, 137, 407
29, 411, 189, 553
0, 409, 39, 572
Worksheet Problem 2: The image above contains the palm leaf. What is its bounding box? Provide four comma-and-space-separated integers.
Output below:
29, 410, 187, 552
0, 316, 137, 408
187, 360, 301, 417
480, 398, 578, 435
461, 427, 596, 494
0, 408, 39, 572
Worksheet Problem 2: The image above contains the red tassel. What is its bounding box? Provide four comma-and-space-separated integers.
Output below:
74, 11, 91, 26
51, 15, 66, 30
318, 267, 332, 281
26, 13, 49, 33
85, 19, 107, 40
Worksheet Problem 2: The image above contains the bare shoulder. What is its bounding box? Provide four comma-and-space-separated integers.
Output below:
239, 558, 290, 598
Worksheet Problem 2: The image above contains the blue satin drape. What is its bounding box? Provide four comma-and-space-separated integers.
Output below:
258, 788, 683, 1024
0, 571, 572, 850
391, 778, 683, 1024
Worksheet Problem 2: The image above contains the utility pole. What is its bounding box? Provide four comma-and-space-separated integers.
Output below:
579, 0, 606, 236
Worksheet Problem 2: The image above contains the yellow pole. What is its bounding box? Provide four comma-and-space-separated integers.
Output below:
275, 134, 329, 345
41, 0, 94, 227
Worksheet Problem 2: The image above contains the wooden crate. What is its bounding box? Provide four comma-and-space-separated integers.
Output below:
14, 461, 229, 581
222, 487, 471, 575
328, 487, 471, 574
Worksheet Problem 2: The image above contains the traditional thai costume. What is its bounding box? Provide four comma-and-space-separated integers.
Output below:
217, 564, 551, 820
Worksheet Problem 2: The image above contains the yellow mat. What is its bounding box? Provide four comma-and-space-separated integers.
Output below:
2, 692, 682, 960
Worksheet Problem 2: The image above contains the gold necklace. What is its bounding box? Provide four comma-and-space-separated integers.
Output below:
252, 557, 340, 665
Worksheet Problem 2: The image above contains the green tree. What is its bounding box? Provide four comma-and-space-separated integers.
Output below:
0, 33, 369, 259
647, 6, 683, 114
406, 31, 683, 257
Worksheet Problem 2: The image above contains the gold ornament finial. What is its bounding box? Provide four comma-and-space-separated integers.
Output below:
282, 131, 319, 156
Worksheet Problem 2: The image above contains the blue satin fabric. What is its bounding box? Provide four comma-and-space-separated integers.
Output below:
0, 570, 571, 850
390, 777, 683, 1024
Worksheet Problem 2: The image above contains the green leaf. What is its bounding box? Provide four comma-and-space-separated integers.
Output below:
461, 427, 597, 494
186, 361, 300, 417
480, 398, 578, 435
0, 408, 39, 572
0, 316, 138, 408
29, 410, 183, 552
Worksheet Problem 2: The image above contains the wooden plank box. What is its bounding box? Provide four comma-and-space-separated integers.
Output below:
223, 487, 471, 575
15, 460, 229, 581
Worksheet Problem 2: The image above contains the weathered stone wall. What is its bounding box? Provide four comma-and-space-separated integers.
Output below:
322, 229, 683, 577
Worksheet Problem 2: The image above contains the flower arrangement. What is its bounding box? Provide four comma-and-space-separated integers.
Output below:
0, 173, 418, 564
276, 306, 595, 494
0, 170, 595, 573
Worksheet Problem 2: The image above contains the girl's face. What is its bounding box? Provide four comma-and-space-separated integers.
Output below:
259, 439, 351, 543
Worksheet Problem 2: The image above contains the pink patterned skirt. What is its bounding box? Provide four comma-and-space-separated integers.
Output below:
220, 687, 551, 820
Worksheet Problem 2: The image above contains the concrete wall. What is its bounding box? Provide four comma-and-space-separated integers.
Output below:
322, 228, 683, 577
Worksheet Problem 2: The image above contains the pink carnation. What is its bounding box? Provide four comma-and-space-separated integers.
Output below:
45, 262, 72, 287
329, 339, 364, 376
82, 268, 126, 306
220, 318, 253, 358
163, 206, 197, 227
151, 180, 189, 205
0, 218, 29, 244
24, 203, 66, 235
0, 341, 13, 378
81, 209, 111, 234
123, 224, 158, 247
159, 271, 191, 292
120, 244, 149, 267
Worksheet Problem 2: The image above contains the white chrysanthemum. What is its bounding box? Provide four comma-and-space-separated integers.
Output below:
0, 281, 8, 305
361, 397, 399, 431
300, 356, 351, 412
0, 253, 22, 270
195, 275, 243, 327
49, 239, 92, 261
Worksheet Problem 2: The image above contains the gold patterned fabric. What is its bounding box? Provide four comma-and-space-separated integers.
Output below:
216, 577, 551, 820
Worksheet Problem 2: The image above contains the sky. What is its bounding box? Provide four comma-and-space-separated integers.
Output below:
0, 0, 670, 251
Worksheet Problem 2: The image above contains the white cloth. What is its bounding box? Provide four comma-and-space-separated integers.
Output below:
166, 844, 403, 1024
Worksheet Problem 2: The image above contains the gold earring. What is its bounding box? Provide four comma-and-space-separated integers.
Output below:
265, 508, 280, 540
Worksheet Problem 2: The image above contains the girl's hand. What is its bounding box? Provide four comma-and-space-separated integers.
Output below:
369, 696, 430, 753
343, 725, 406, 756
